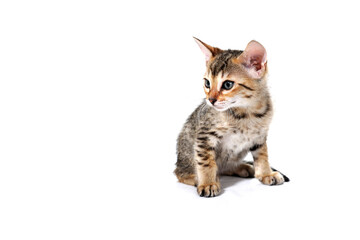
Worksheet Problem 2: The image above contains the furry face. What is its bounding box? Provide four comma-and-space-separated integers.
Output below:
203, 69, 258, 111
195, 38, 268, 111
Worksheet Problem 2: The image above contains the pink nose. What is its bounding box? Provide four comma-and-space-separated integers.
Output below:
208, 98, 217, 105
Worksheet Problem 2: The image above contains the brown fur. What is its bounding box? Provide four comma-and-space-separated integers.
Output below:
177, 173, 197, 186
175, 38, 287, 197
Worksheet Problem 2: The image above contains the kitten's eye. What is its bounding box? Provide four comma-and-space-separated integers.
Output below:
222, 80, 234, 90
204, 79, 210, 88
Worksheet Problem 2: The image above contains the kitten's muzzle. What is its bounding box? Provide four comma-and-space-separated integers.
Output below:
208, 98, 217, 105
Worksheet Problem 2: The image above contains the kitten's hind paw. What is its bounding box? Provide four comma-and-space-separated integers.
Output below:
197, 182, 221, 197
258, 172, 284, 185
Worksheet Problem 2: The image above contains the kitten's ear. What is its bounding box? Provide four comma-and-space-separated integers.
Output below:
193, 37, 222, 63
237, 40, 267, 79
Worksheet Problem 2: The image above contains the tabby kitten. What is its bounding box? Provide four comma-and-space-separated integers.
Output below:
175, 38, 289, 197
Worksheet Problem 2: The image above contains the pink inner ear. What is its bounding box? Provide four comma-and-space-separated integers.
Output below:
244, 41, 267, 64
194, 38, 213, 62
249, 55, 263, 71
201, 47, 212, 62
241, 41, 267, 78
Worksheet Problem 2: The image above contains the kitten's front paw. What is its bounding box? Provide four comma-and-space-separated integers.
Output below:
258, 172, 284, 185
197, 182, 220, 197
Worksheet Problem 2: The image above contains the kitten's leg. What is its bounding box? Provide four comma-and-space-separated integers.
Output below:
222, 163, 255, 178
175, 173, 197, 186
250, 143, 284, 185
195, 142, 220, 197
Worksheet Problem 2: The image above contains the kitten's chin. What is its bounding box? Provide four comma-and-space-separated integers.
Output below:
213, 102, 249, 111
213, 105, 230, 112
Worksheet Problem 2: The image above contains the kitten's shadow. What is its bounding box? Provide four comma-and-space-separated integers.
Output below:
220, 175, 250, 189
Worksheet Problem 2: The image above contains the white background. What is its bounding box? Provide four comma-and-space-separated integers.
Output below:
1, 0, 360, 239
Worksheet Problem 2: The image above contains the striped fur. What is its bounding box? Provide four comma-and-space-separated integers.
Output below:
175, 39, 289, 197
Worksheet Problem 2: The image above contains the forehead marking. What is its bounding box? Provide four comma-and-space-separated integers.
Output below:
209, 50, 243, 76
216, 72, 229, 91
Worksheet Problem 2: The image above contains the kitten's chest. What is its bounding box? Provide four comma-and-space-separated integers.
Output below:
219, 129, 254, 154
217, 119, 266, 156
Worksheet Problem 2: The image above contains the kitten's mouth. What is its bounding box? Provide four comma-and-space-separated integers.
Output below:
213, 103, 229, 111
206, 99, 234, 111
213, 101, 236, 111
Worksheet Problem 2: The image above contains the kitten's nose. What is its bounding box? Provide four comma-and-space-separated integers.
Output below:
208, 98, 217, 105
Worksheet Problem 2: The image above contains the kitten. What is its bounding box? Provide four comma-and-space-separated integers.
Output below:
175, 38, 289, 197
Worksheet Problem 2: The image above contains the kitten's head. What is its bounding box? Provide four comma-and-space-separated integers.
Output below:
194, 37, 268, 111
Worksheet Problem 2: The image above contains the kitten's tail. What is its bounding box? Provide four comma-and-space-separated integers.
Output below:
244, 161, 290, 182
